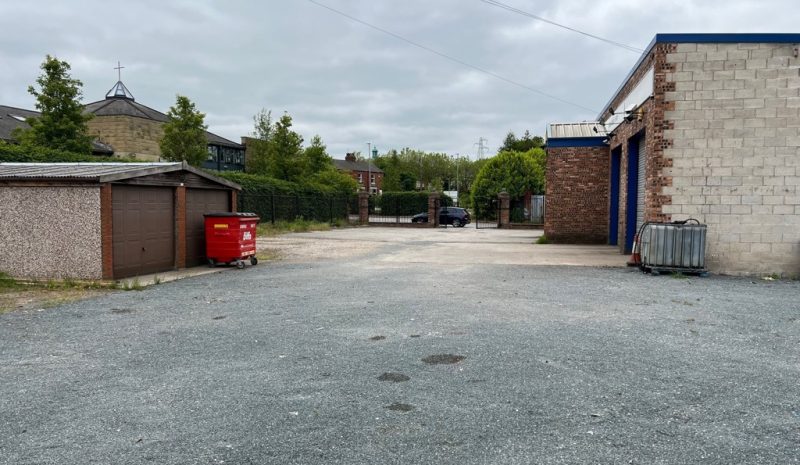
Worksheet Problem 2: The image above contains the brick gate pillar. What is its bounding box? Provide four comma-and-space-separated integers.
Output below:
358, 192, 370, 225
428, 192, 440, 227
498, 191, 510, 228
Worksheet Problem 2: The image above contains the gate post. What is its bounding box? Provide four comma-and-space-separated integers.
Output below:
358, 192, 370, 225
498, 191, 510, 228
428, 192, 440, 227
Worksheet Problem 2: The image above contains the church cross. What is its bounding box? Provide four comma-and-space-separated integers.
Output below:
114, 61, 125, 81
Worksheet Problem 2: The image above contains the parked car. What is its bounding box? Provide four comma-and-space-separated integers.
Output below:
411, 207, 471, 227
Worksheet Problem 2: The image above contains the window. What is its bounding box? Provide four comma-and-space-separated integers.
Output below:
206, 145, 217, 161
370, 174, 376, 185
358, 173, 363, 183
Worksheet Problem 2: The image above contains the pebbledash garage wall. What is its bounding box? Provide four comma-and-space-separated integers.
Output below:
0, 162, 240, 280
546, 33, 800, 276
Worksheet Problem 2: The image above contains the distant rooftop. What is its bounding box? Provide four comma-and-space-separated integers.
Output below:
332, 158, 383, 173
547, 122, 607, 139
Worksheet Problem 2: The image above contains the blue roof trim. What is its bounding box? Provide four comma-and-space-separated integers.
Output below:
597, 33, 800, 121
546, 137, 607, 148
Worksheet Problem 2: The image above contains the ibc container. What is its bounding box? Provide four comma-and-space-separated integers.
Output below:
640, 220, 707, 272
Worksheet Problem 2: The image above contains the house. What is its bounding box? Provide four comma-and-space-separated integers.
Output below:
0, 104, 113, 155
333, 152, 384, 194
545, 33, 800, 276
0, 162, 240, 280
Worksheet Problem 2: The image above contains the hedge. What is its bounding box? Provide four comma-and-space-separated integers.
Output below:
0, 142, 118, 163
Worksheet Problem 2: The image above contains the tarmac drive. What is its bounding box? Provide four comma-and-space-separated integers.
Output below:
1, 227, 799, 464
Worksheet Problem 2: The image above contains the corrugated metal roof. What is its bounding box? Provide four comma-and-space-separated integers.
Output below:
0, 162, 241, 189
547, 122, 607, 139
0, 162, 178, 179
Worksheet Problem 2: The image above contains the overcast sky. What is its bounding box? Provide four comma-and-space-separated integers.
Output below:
1, 0, 797, 158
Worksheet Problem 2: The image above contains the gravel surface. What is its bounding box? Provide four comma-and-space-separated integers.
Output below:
1, 231, 799, 464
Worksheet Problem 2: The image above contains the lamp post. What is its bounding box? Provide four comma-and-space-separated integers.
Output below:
366, 142, 371, 194
371, 146, 378, 194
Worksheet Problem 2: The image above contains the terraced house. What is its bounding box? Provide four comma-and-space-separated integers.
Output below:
546, 33, 800, 276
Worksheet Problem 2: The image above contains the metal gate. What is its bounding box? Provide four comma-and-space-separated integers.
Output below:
474, 197, 500, 229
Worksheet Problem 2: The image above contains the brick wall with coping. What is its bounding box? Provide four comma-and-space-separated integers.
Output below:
544, 146, 610, 243
661, 42, 800, 275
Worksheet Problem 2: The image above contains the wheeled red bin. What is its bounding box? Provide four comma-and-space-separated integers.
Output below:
204, 212, 260, 268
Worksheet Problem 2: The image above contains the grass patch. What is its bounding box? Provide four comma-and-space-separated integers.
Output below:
116, 278, 145, 291
535, 235, 550, 245
256, 219, 337, 237
0, 272, 21, 291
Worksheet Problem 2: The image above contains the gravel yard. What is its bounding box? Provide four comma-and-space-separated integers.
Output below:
1, 227, 798, 464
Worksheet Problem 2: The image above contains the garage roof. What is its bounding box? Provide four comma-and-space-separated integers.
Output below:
547, 122, 607, 139
0, 162, 241, 189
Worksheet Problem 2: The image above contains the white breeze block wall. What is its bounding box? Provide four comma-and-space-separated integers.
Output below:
662, 43, 800, 276
0, 186, 103, 280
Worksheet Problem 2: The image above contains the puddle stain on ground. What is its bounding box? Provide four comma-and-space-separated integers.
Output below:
369, 335, 386, 341
422, 354, 465, 365
409, 334, 421, 338
110, 308, 134, 314
385, 402, 414, 412
377, 372, 410, 382
212, 315, 227, 320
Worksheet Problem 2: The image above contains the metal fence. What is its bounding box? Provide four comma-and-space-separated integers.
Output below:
473, 196, 500, 229
238, 192, 356, 224
366, 195, 427, 224
510, 195, 545, 224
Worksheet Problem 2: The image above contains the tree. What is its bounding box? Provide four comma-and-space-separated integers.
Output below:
303, 135, 332, 174
470, 148, 545, 204
499, 130, 544, 153
267, 112, 304, 180
159, 95, 208, 166
15, 55, 93, 154
246, 109, 273, 174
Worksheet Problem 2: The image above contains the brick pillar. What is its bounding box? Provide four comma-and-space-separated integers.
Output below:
230, 190, 238, 213
358, 192, 370, 225
498, 191, 510, 228
175, 186, 187, 269
100, 183, 114, 280
428, 192, 440, 227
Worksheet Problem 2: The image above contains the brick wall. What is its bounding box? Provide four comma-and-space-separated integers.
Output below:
0, 186, 103, 279
545, 145, 610, 243
661, 42, 800, 275
88, 115, 162, 161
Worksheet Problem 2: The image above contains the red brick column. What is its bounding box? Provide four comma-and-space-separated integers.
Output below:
175, 186, 187, 269
100, 183, 114, 280
498, 191, 510, 228
358, 192, 369, 225
428, 193, 440, 227
230, 190, 238, 213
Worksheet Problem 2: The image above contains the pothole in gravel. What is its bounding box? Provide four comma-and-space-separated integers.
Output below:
212, 315, 227, 320
378, 372, 410, 382
110, 308, 134, 314
385, 402, 414, 412
422, 354, 465, 365
369, 335, 386, 341
409, 334, 421, 338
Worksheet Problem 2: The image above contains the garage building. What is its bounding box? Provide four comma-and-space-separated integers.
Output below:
546, 33, 800, 276
0, 162, 241, 280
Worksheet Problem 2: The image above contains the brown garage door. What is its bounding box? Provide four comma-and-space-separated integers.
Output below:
112, 185, 175, 278
186, 188, 230, 266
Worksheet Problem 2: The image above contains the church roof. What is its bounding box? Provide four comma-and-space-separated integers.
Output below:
83, 81, 243, 149
106, 80, 135, 100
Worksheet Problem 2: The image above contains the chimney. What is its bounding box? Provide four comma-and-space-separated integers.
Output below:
345, 152, 356, 162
